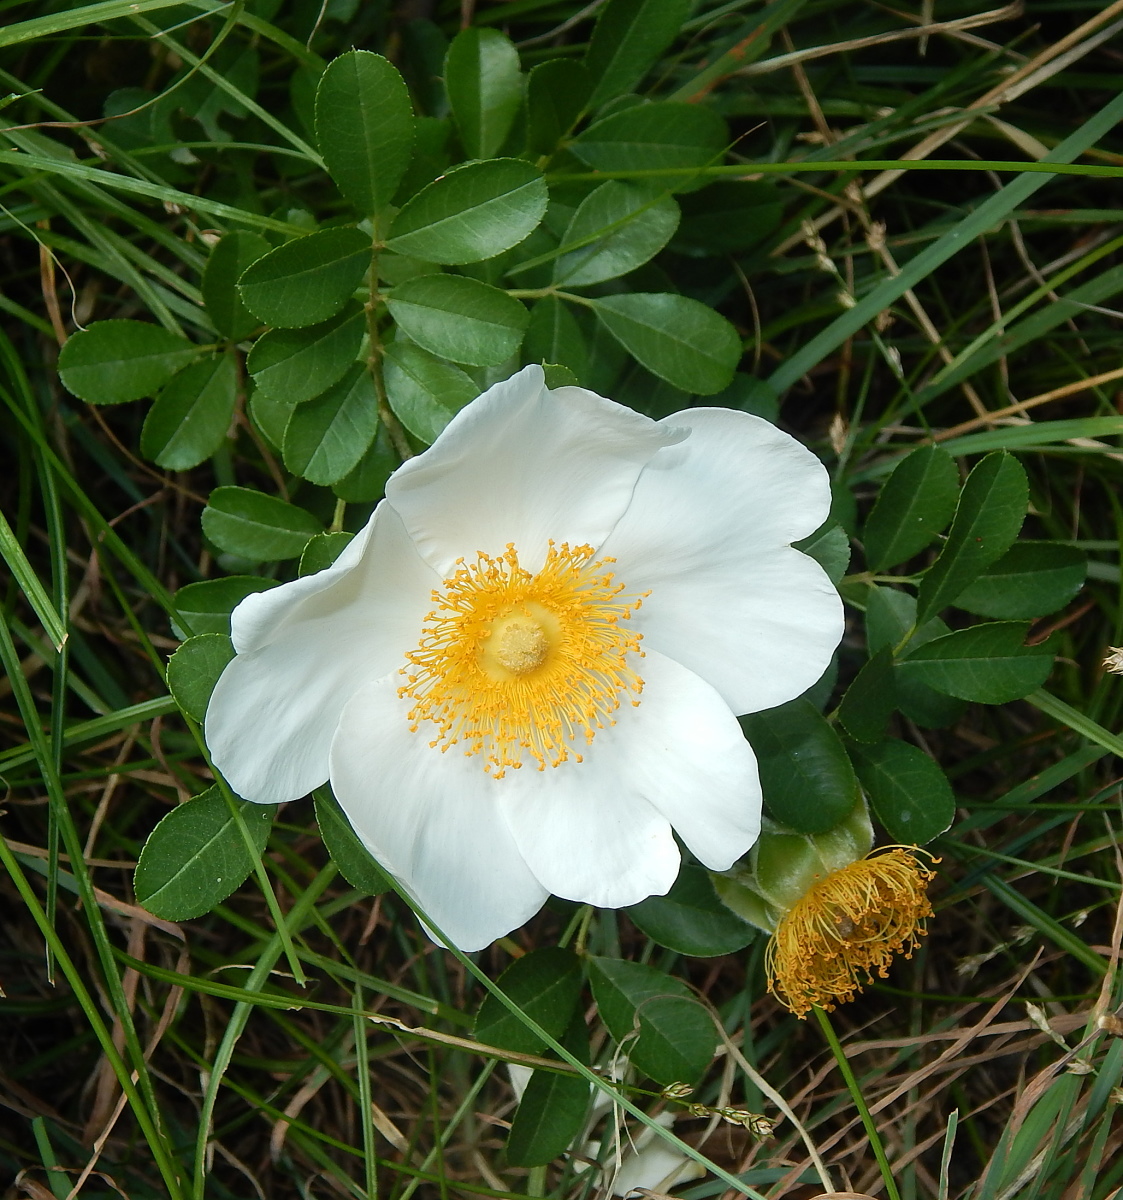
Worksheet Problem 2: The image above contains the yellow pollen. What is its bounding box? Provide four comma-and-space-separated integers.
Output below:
766, 847, 938, 1019
398, 541, 647, 778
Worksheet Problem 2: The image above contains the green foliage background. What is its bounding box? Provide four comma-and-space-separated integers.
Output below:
3, 0, 1123, 1197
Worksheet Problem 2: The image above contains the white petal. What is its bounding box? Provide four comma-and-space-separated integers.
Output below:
600, 408, 844, 714
385, 365, 683, 575
329, 677, 549, 951
499, 650, 759, 903
205, 504, 438, 805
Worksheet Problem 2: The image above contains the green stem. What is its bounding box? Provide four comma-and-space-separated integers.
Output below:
814, 1006, 902, 1200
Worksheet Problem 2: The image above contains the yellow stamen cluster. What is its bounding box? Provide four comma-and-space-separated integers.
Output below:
766, 847, 938, 1018
399, 541, 646, 778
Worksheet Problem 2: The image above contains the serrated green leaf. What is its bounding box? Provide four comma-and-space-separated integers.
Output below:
475, 947, 584, 1055
836, 647, 896, 744
333, 423, 397, 504
916, 452, 1028, 624
627, 862, 755, 957
135, 786, 273, 920
554, 181, 679, 286
58, 320, 198, 405
166, 633, 235, 723
299, 532, 354, 577
202, 486, 323, 562
954, 542, 1086, 619
238, 228, 372, 329
588, 957, 713, 1085
315, 50, 415, 217
523, 298, 588, 379
141, 353, 237, 470
172, 577, 278, 638
634, 996, 716, 1085
387, 275, 528, 367
282, 363, 379, 485
796, 522, 850, 586
506, 1019, 590, 1167
863, 445, 960, 572
247, 306, 365, 405
525, 59, 591, 155
445, 28, 522, 160
383, 342, 479, 444
248, 385, 296, 452
584, 0, 692, 108
590, 292, 739, 394
314, 790, 392, 895
742, 697, 860, 833
897, 621, 1053, 704
849, 738, 955, 844
201, 231, 270, 341
387, 159, 547, 265
571, 103, 727, 192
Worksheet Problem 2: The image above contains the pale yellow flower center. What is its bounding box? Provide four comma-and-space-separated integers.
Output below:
399, 541, 647, 778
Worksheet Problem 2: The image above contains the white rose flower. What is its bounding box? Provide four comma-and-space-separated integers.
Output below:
205, 366, 842, 950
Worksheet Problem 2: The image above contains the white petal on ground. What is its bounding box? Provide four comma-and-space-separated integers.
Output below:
610, 1114, 705, 1199
329, 676, 549, 952
499, 650, 760, 902
205, 505, 438, 806
599, 408, 844, 715
385, 365, 684, 576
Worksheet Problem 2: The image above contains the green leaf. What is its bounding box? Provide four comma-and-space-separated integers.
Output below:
315, 50, 415, 217
248, 386, 296, 452
849, 738, 955, 845
202, 486, 323, 562
282, 364, 379, 485
627, 862, 755, 957
384, 342, 479, 444
590, 293, 738, 394
298, 532, 355, 578
172, 576, 278, 638
571, 103, 727, 192
247, 306, 365, 405
444, 28, 523, 160
314, 790, 392, 895
387, 159, 547, 265
201, 231, 271, 341
675, 182, 783, 255
587, 957, 714, 1085
796, 522, 850, 586
554, 182, 679, 286
916, 452, 1028, 624
897, 621, 1053, 704
836, 647, 896, 744
742, 697, 860, 833
954, 542, 1087, 619
140, 354, 237, 470
525, 59, 591, 155
475, 947, 584, 1055
238, 228, 372, 329
166, 633, 235, 724
634, 996, 716, 1085
584, 0, 692, 108
135, 786, 274, 921
506, 1019, 590, 1168
865, 588, 966, 728
863, 445, 960, 572
333, 423, 398, 504
523, 298, 588, 379
387, 275, 528, 367
58, 320, 198, 405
